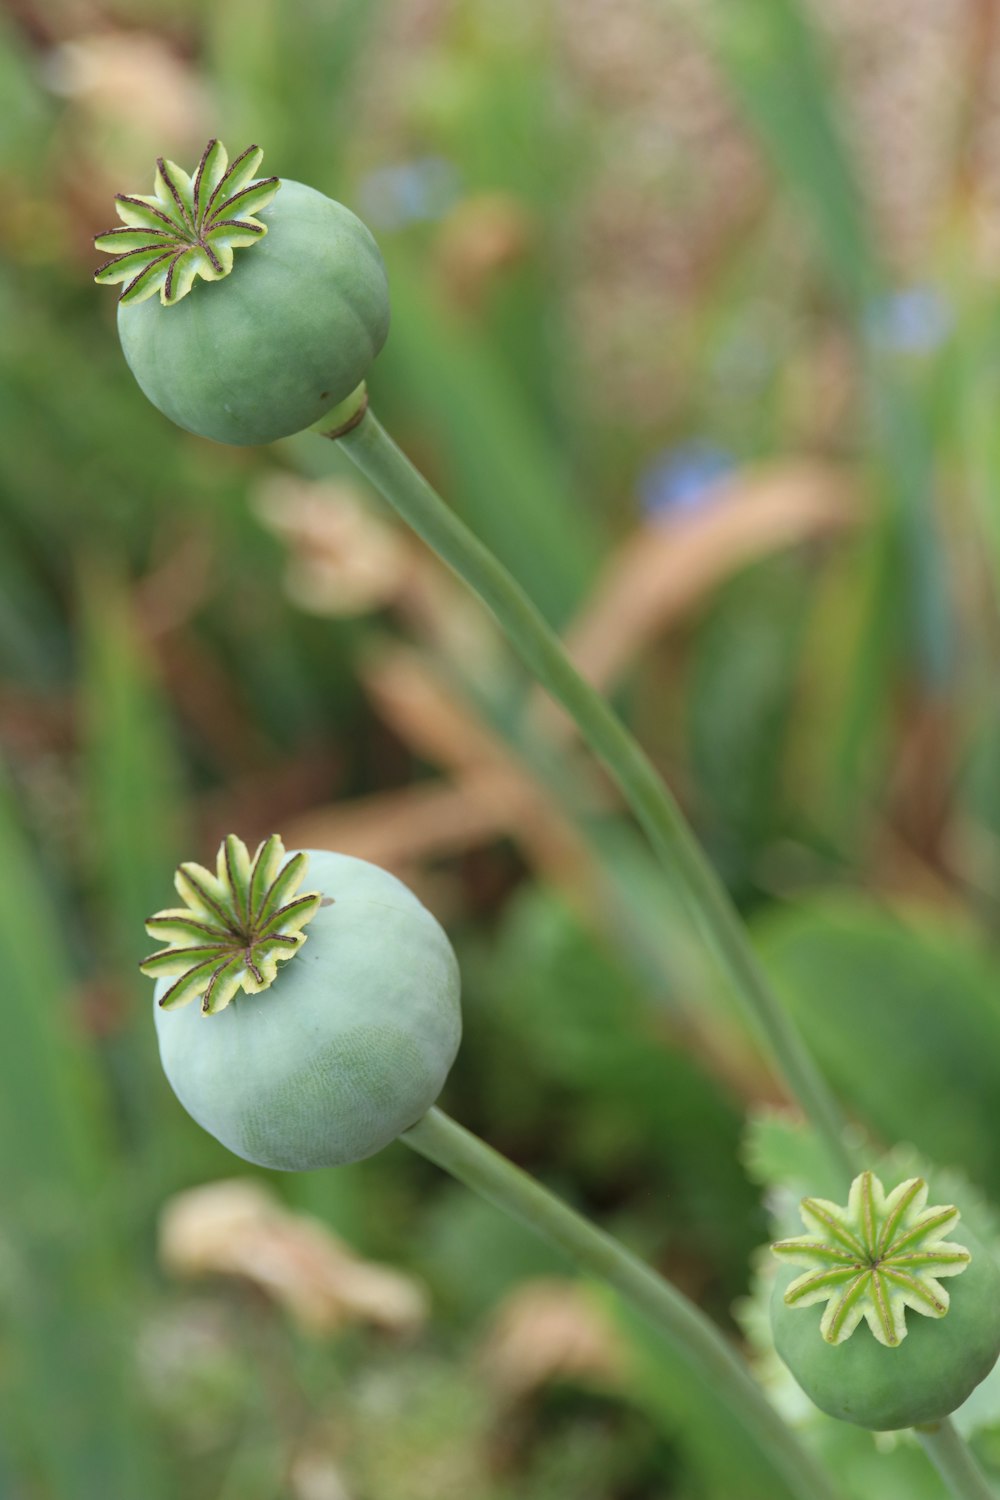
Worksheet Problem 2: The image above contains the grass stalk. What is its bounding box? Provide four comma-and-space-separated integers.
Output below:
335, 409, 854, 1186
404, 1107, 846, 1500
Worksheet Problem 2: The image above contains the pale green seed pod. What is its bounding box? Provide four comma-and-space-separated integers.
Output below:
144, 839, 461, 1170
95, 141, 389, 446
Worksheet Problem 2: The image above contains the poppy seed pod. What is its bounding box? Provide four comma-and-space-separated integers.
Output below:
769, 1171, 1000, 1430
95, 141, 389, 446
143, 837, 461, 1170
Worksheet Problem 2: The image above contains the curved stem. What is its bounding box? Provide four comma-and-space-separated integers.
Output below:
919, 1421, 997, 1500
336, 410, 854, 1187
403, 1107, 845, 1500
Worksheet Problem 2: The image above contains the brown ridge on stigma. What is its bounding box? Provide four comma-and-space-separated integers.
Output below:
139, 834, 322, 1016
94, 139, 281, 308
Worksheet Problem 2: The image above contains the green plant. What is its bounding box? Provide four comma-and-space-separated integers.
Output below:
104, 138, 1000, 1499
96, 150, 852, 1190
770, 1171, 1000, 1430
142, 832, 842, 1500
95, 140, 389, 445
144, 836, 461, 1169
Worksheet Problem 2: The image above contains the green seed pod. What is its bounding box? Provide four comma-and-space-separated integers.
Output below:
769, 1171, 1000, 1430
94, 141, 389, 446
142, 836, 461, 1170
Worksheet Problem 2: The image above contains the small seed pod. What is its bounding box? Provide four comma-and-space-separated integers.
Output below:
142, 837, 461, 1170
769, 1171, 1000, 1430
94, 141, 389, 446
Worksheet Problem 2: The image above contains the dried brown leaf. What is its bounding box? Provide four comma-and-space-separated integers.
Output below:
290, 1449, 353, 1500
51, 33, 212, 150
355, 645, 599, 882
555, 461, 855, 710
435, 192, 534, 309
478, 1278, 624, 1400
360, 643, 509, 773
253, 475, 410, 618
285, 772, 535, 868
159, 1179, 427, 1336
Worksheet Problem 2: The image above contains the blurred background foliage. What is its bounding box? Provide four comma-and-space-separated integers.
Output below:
3, 0, 1000, 1495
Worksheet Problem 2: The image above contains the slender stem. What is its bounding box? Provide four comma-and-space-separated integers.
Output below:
919, 1421, 997, 1500
337, 410, 854, 1186
403, 1107, 845, 1500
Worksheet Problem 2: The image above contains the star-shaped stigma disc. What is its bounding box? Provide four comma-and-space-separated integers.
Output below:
140, 835, 321, 1015
771, 1171, 972, 1347
94, 140, 280, 306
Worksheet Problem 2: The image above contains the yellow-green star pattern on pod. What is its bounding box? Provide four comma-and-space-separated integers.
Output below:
94, 140, 280, 306
771, 1171, 971, 1347
140, 834, 321, 1015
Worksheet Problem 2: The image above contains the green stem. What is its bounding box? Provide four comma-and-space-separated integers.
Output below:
919, 1421, 997, 1500
336, 410, 854, 1186
403, 1107, 844, 1500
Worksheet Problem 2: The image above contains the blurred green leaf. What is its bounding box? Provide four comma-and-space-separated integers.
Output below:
414, 1183, 567, 1321
480, 886, 763, 1292
207, 0, 386, 181
742, 1108, 846, 1205
701, 0, 954, 692
698, 0, 877, 308
688, 555, 812, 895
79, 562, 188, 972
0, 15, 49, 164
756, 898, 1000, 1193
373, 253, 603, 625
816, 523, 904, 842
0, 778, 106, 1199
614, 1292, 806, 1500
79, 562, 189, 1152
0, 766, 163, 1498
950, 289, 1000, 612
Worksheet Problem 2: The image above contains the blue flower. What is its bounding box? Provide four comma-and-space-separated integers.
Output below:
357, 157, 460, 231
865, 287, 953, 356
638, 442, 736, 520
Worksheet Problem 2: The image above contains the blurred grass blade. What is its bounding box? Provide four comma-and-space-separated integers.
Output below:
0, 765, 164, 1497
612, 1295, 806, 1500
373, 253, 603, 625
697, 0, 878, 307
79, 561, 187, 969
207, 0, 386, 179
0, 787, 107, 1200
869, 365, 955, 686
756, 898, 1000, 1196
79, 561, 188, 1140
0, 513, 67, 685
819, 521, 904, 837
953, 291, 1000, 605
700, 0, 953, 707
